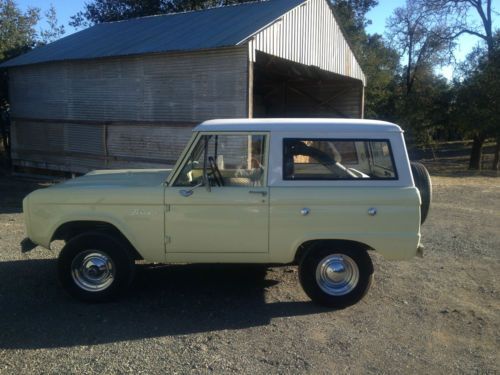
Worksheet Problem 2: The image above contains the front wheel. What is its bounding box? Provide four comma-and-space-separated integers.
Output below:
299, 247, 373, 308
58, 232, 135, 302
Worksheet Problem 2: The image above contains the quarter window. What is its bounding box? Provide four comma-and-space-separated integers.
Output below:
283, 139, 397, 180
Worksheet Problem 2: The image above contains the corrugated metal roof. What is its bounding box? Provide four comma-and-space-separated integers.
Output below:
0, 0, 305, 68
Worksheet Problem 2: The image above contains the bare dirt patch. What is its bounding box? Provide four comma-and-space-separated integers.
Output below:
0, 163, 498, 374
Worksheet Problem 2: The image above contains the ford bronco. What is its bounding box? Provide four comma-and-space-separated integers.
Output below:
21, 119, 431, 307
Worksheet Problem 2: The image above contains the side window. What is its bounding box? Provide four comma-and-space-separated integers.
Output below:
283, 138, 397, 180
174, 134, 266, 187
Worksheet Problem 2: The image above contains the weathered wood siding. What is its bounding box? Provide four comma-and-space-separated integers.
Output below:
248, 0, 366, 85
9, 47, 248, 172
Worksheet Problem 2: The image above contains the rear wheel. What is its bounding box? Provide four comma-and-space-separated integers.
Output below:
299, 246, 373, 308
58, 232, 135, 302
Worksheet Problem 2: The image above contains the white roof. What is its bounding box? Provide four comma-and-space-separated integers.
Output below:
195, 118, 403, 133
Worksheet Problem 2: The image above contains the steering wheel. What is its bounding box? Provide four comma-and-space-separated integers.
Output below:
208, 156, 224, 186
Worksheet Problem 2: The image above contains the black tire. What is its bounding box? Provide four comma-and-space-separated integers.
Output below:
58, 232, 135, 302
299, 246, 373, 308
410, 162, 432, 224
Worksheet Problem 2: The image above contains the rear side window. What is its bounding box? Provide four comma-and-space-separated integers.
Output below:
283, 139, 397, 180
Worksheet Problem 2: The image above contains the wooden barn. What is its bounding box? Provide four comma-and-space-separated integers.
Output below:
0, 0, 366, 173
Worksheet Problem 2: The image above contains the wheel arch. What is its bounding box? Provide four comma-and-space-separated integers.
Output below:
294, 239, 374, 265
51, 220, 143, 260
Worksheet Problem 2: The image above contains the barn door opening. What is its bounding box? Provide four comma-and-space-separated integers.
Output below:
252, 52, 364, 119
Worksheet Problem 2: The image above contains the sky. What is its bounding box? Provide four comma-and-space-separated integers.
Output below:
15, 0, 498, 80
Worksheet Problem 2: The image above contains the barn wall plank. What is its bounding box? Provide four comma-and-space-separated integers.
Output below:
9, 47, 248, 122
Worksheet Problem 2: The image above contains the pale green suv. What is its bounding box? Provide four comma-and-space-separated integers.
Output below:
22, 119, 431, 307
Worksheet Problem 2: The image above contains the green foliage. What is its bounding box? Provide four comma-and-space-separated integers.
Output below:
330, 1, 401, 122
39, 5, 65, 45
401, 66, 453, 146
453, 34, 500, 139
0, 0, 39, 62
360, 34, 400, 120
329, 0, 378, 56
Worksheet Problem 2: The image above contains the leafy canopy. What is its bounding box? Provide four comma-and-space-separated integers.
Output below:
0, 0, 39, 61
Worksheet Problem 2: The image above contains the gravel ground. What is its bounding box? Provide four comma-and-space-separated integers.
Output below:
0, 169, 498, 374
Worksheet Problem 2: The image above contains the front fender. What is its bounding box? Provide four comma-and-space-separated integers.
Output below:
24, 185, 166, 262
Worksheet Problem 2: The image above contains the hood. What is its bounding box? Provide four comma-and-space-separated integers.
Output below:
53, 169, 172, 189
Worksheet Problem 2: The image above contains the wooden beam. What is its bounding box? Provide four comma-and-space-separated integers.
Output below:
247, 58, 254, 118
360, 83, 365, 119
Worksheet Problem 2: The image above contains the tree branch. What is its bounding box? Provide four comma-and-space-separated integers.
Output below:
452, 28, 487, 40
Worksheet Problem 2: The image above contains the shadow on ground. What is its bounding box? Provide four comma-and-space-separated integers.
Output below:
0, 260, 326, 349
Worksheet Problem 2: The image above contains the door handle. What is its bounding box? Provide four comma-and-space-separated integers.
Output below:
249, 190, 267, 196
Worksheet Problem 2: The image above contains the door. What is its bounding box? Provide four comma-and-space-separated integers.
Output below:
165, 133, 269, 254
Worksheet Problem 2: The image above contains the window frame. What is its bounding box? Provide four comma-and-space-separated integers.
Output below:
169, 131, 270, 188
282, 137, 399, 181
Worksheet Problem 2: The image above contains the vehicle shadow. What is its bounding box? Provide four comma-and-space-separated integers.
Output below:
0, 259, 328, 349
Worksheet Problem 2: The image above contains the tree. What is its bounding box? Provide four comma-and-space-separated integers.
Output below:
329, 0, 379, 56
452, 0, 496, 169
70, 0, 257, 28
453, 35, 500, 170
360, 34, 400, 120
329, 1, 402, 121
386, 0, 454, 96
403, 65, 453, 148
423, 0, 497, 169
39, 4, 65, 45
427, 0, 495, 56
384, 0, 455, 150
0, 0, 39, 64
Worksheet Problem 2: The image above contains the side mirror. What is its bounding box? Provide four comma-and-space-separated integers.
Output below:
179, 181, 204, 197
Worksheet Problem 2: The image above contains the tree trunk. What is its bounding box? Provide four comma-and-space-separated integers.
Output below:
492, 136, 500, 171
469, 135, 485, 170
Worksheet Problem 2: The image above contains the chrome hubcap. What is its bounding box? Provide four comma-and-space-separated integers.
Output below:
316, 254, 359, 296
71, 251, 115, 292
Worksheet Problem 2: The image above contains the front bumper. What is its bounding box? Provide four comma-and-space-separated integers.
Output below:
20, 238, 37, 253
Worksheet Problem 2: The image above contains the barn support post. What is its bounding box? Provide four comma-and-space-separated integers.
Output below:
248, 60, 254, 118
247, 42, 255, 118
360, 83, 365, 119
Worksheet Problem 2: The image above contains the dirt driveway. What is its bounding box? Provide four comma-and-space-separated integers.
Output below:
0, 171, 498, 374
